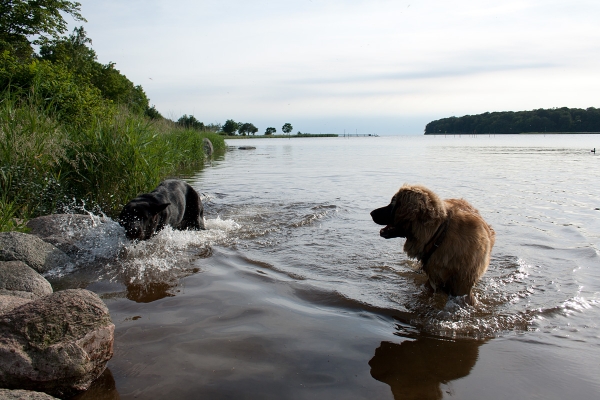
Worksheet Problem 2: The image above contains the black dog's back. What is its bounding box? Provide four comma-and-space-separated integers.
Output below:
119, 180, 205, 240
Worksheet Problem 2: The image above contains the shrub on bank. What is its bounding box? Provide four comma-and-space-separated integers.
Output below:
0, 92, 225, 231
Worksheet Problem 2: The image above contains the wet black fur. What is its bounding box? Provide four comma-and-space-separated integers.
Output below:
118, 180, 205, 240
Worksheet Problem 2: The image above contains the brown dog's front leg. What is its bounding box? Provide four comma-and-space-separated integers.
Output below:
424, 279, 436, 294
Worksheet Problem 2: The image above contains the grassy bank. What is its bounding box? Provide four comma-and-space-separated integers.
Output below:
0, 92, 225, 232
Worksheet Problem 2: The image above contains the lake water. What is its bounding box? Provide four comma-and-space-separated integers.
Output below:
57, 134, 599, 399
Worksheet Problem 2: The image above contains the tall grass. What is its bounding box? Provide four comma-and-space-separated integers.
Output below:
0, 92, 225, 231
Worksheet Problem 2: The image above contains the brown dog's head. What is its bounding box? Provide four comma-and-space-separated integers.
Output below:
370, 185, 447, 240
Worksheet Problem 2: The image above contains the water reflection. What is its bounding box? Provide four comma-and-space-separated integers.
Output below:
126, 281, 176, 303
369, 336, 485, 400
71, 368, 120, 400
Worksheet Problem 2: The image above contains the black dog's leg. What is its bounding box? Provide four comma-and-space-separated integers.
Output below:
181, 186, 205, 230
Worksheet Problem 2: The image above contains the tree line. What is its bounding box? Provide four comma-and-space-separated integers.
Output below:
179, 119, 295, 136
424, 107, 600, 135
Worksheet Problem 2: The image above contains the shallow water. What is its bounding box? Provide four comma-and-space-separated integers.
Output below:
196, 135, 600, 338
53, 134, 599, 399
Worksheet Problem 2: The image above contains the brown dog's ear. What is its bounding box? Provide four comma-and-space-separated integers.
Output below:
395, 187, 425, 222
396, 186, 445, 222
415, 187, 446, 221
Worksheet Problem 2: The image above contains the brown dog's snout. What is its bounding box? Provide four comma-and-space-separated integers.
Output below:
371, 204, 393, 226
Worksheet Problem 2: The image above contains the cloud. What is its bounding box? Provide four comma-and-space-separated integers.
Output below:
69, 0, 600, 133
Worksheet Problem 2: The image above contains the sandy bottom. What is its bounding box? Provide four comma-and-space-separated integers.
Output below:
72, 247, 600, 400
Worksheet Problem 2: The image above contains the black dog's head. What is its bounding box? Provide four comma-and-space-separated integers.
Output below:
118, 200, 170, 240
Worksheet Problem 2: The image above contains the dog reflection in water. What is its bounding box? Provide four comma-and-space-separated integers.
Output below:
369, 337, 484, 400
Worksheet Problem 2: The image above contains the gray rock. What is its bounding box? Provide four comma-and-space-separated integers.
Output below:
0, 289, 115, 398
0, 261, 53, 300
0, 232, 73, 274
26, 214, 98, 255
26, 214, 122, 265
203, 137, 214, 157
0, 295, 31, 315
0, 389, 59, 399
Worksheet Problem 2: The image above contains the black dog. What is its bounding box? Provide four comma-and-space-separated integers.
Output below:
118, 180, 205, 240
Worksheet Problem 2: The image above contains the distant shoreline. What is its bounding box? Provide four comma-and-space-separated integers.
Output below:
224, 134, 338, 139
224, 133, 382, 139
424, 132, 600, 135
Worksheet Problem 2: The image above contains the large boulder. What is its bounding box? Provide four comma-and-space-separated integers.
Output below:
203, 137, 214, 157
26, 214, 97, 256
26, 214, 122, 265
0, 261, 53, 300
0, 289, 115, 398
0, 232, 73, 274
0, 389, 59, 399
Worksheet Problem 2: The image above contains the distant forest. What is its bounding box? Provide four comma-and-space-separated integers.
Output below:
424, 107, 600, 135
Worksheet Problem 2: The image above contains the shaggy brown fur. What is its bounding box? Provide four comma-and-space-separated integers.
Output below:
370, 184, 495, 305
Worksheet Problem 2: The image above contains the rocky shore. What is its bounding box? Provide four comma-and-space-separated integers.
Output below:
0, 215, 115, 399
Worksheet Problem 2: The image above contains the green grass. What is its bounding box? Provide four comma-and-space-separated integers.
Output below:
0, 92, 225, 231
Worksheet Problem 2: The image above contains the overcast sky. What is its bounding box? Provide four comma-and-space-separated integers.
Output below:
69, 0, 600, 134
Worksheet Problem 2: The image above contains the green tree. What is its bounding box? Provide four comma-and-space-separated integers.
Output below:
239, 122, 258, 136
91, 62, 149, 114
222, 119, 239, 135
177, 114, 204, 130
204, 123, 221, 133
145, 105, 163, 120
282, 122, 293, 135
0, 0, 86, 58
265, 127, 276, 135
39, 26, 97, 80
39, 27, 150, 114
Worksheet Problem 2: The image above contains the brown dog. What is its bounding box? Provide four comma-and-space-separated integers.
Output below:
371, 184, 495, 305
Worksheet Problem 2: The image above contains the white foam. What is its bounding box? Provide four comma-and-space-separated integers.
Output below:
44, 213, 240, 284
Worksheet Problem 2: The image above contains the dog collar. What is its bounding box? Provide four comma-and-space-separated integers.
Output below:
420, 211, 452, 268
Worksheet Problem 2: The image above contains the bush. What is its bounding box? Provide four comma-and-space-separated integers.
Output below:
0, 91, 225, 231
0, 52, 111, 127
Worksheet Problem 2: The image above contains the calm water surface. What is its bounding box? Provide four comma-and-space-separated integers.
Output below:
58, 134, 599, 399
198, 135, 600, 336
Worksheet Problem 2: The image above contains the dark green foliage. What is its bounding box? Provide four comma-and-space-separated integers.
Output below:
177, 114, 204, 130
425, 107, 600, 134
265, 126, 276, 135
238, 122, 258, 136
282, 122, 293, 134
38, 27, 150, 114
39, 26, 96, 79
0, 52, 111, 127
90, 62, 149, 114
222, 119, 239, 135
145, 105, 163, 120
0, 0, 85, 58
